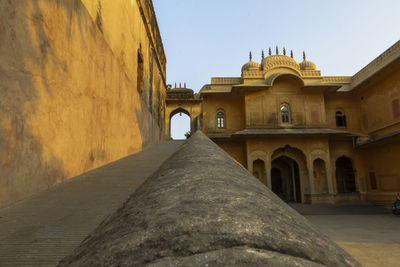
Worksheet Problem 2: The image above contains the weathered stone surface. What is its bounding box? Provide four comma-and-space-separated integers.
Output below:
58, 132, 360, 266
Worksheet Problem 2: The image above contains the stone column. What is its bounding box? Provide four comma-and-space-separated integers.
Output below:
326, 168, 334, 194
266, 156, 272, 189
266, 169, 272, 189
308, 166, 316, 194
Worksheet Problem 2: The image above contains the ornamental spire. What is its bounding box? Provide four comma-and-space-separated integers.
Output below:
283, 47, 286, 56
249, 51, 252, 61
276, 46, 279, 55
268, 47, 272, 56
262, 50, 265, 59
303, 51, 306, 61
290, 50, 294, 58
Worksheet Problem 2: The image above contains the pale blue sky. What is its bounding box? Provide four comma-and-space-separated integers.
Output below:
153, 0, 400, 139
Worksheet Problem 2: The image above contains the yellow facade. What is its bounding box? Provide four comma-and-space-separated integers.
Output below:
192, 44, 400, 203
0, 0, 166, 207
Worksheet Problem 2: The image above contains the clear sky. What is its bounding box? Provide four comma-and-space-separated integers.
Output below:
153, 0, 400, 139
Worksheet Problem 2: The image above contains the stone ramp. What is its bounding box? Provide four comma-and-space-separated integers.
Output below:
59, 132, 360, 266
0, 140, 184, 267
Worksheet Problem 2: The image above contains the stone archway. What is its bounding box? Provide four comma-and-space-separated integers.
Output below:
271, 156, 301, 202
165, 86, 202, 139
271, 145, 308, 203
253, 159, 267, 185
335, 156, 356, 193
168, 107, 191, 139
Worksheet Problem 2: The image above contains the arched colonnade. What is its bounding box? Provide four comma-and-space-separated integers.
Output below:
248, 145, 357, 203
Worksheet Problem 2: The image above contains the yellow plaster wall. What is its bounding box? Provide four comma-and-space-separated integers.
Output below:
325, 93, 361, 132
202, 94, 244, 133
356, 68, 400, 136
244, 78, 327, 128
356, 137, 400, 202
0, 0, 164, 206
81, 0, 167, 134
214, 140, 247, 168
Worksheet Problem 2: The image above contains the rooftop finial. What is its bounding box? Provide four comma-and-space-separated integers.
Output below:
179, 82, 182, 88
290, 50, 294, 58
249, 51, 252, 61
268, 47, 272, 56
184, 82, 186, 88
262, 50, 265, 59
175, 82, 177, 88
283, 47, 286, 56
276, 46, 279, 55
303, 51, 306, 61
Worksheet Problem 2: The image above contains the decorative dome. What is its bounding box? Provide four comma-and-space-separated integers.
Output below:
261, 47, 300, 71
241, 52, 260, 72
299, 51, 316, 70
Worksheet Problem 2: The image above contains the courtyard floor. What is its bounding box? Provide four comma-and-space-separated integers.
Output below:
0, 141, 398, 267
0, 140, 184, 267
290, 203, 400, 267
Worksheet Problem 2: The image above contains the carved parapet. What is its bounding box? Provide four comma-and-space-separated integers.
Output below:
211, 77, 242, 85
322, 76, 352, 84
241, 69, 263, 79
301, 70, 322, 77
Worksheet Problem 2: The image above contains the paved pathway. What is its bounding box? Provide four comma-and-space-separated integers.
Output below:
290, 203, 400, 267
0, 140, 184, 267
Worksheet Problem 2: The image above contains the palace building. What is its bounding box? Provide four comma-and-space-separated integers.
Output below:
166, 41, 400, 203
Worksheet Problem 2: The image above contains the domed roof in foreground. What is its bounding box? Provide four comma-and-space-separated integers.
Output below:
241, 52, 260, 72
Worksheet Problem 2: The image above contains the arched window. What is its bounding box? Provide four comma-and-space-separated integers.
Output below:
216, 111, 225, 129
335, 110, 346, 127
280, 104, 291, 124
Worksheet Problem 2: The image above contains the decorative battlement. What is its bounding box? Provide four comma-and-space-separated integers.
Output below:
322, 76, 352, 84
211, 77, 242, 85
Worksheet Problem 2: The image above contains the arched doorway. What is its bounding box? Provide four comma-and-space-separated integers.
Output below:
336, 156, 356, 193
313, 158, 328, 194
253, 159, 266, 185
169, 108, 191, 140
271, 156, 301, 202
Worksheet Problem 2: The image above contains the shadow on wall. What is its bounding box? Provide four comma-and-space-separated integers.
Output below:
0, 0, 153, 206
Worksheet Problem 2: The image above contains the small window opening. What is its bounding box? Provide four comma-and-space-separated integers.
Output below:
335, 111, 347, 127
216, 111, 225, 129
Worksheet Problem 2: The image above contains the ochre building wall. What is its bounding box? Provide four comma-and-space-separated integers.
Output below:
0, 0, 166, 206
203, 93, 244, 133
356, 137, 400, 202
198, 42, 400, 203
355, 67, 400, 136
